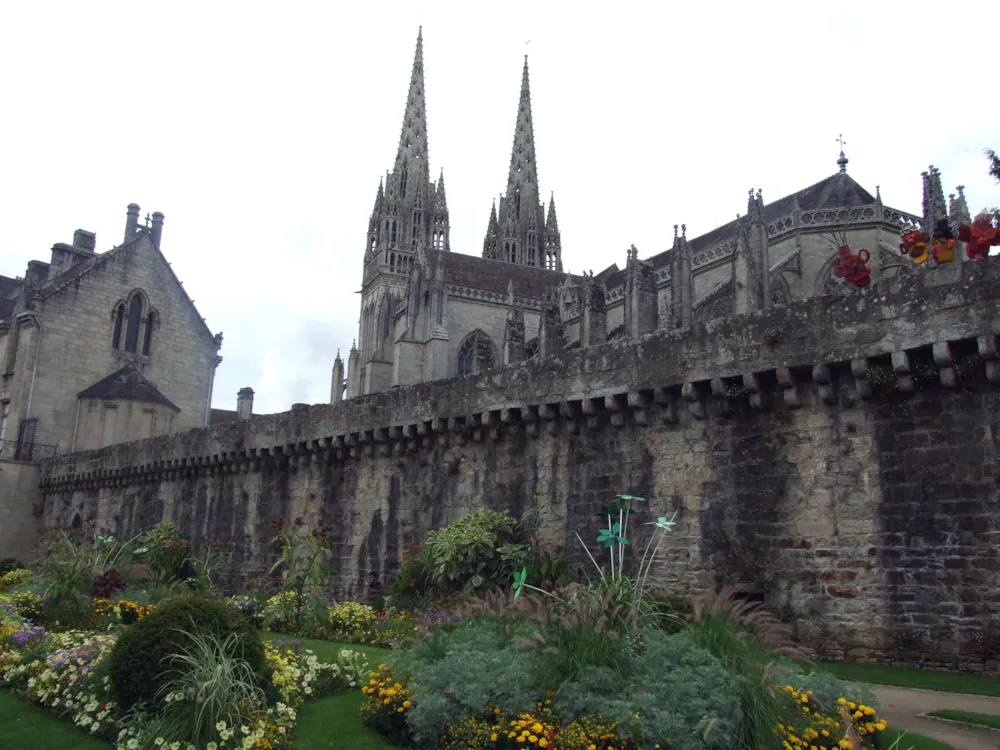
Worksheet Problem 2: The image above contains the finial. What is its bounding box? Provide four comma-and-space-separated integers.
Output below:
756, 188, 763, 202
836, 133, 848, 173
681, 223, 686, 237
335, 348, 341, 359
876, 185, 881, 199
957, 185, 965, 197
673, 224, 678, 238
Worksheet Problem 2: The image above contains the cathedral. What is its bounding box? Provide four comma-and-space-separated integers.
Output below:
337, 29, 976, 402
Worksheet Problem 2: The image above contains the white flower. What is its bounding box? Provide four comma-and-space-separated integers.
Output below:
154, 739, 164, 746
206, 744, 217, 750
215, 721, 227, 732
127, 740, 139, 750
91, 722, 100, 733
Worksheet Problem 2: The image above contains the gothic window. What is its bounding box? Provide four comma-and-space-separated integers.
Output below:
527, 234, 537, 266
112, 303, 125, 349
524, 338, 539, 358
399, 168, 408, 198
514, 190, 521, 217
770, 276, 791, 307
504, 242, 511, 262
142, 311, 156, 356
457, 329, 496, 376
124, 296, 143, 353
390, 220, 397, 244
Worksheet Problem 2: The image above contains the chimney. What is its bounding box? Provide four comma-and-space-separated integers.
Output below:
125, 203, 140, 242
73, 230, 96, 252
150, 212, 165, 248
236, 387, 254, 420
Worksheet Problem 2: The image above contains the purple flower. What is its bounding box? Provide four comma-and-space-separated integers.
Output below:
11, 625, 46, 648
0, 601, 15, 617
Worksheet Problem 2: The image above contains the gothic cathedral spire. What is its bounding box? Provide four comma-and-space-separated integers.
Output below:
355, 27, 447, 387
483, 56, 561, 271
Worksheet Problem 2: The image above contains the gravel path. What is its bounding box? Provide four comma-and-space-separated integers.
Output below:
874, 685, 1000, 750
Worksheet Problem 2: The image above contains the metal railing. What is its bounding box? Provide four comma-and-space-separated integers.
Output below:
0, 439, 59, 462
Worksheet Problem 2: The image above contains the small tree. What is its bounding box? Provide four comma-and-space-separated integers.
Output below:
267, 517, 332, 635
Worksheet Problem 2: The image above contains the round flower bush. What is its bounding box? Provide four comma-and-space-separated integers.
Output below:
328, 601, 378, 643
107, 594, 268, 711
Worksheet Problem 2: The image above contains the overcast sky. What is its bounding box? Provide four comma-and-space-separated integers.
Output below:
2, 1, 997, 415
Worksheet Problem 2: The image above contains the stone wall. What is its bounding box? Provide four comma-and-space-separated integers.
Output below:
38, 258, 1000, 673
0, 458, 41, 562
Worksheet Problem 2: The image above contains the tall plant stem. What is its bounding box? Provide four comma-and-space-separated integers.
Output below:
606, 515, 615, 581
618, 508, 625, 575
573, 532, 604, 579
520, 583, 562, 601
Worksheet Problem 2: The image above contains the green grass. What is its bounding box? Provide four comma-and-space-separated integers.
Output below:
0, 689, 111, 750
296, 691, 398, 749
882, 728, 956, 750
260, 632, 391, 665
816, 661, 1000, 698
927, 708, 1000, 731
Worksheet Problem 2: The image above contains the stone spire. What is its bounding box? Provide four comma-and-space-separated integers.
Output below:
331, 350, 344, 404
394, 28, 429, 182
431, 168, 450, 252
949, 185, 972, 230
483, 200, 499, 260
506, 56, 538, 199
921, 165, 948, 232
485, 56, 550, 269
545, 193, 562, 272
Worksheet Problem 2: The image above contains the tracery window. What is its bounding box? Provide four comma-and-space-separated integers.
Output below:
142, 311, 156, 356
112, 304, 125, 349
524, 337, 539, 358
457, 329, 496, 376
124, 296, 143, 353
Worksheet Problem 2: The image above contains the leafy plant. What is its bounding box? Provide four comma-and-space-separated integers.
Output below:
135, 522, 189, 582
267, 518, 332, 636
156, 627, 265, 748
423, 508, 518, 592
91, 568, 128, 599
107, 593, 267, 711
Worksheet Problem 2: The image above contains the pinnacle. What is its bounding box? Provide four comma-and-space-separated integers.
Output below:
506, 55, 538, 200
394, 28, 430, 176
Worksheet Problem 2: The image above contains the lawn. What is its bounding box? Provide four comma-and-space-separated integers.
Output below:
260, 631, 391, 665
881, 728, 956, 750
817, 661, 1000, 698
0, 688, 110, 750
296, 691, 397, 749
927, 708, 1000, 731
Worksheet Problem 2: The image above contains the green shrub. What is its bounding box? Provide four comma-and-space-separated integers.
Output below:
0, 567, 33, 591
389, 619, 540, 747
107, 594, 267, 711
422, 509, 519, 592
0, 558, 25, 575
328, 600, 378, 642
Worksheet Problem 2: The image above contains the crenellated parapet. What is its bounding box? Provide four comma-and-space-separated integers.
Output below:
39, 257, 1000, 494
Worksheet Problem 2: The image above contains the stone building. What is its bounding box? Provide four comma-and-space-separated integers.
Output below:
0, 205, 224, 458
341, 30, 976, 401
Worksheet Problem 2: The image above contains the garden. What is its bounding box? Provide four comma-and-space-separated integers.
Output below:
0, 497, 953, 749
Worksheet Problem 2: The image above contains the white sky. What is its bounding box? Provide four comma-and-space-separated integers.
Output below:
2, 1, 998, 415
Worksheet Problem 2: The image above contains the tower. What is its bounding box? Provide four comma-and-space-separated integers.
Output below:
351, 28, 448, 396
482, 57, 562, 271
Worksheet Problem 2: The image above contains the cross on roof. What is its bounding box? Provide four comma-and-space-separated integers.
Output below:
837, 133, 847, 152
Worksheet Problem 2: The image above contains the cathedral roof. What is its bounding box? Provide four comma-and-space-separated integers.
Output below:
601, 171, 880, 290
78, 364, 181, 412
430, 249, 581, 300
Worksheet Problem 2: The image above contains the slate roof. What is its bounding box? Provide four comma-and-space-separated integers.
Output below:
78, 365, 180, 412
430, 249, 584, 300
603, 171, 880, 292
210, 408, 238, 425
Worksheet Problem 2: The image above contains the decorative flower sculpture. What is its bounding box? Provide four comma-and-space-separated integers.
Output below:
512, 567, 528, 599
959, 212, 1000, 260
832, 244, 872, 287
931, 219, 957, 264
596, 522, 628, 548
899, 230, 930, 264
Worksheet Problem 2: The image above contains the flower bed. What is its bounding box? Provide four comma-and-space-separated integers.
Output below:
0, 625, 369, 750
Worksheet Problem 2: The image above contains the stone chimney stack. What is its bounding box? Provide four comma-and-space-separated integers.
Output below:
236, 387, 254, 420
150, 212, 165, 248
125, 203, 140, 241
73, 230, 96, 252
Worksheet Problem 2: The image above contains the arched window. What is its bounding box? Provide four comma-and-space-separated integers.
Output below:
142, 311, 156, 355
124, 295, 143, 353
457, 330, 496, 376
524, 338, 539, 358
112, 304, 125, 349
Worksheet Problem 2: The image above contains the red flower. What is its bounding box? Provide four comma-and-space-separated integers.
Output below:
832, 245, 871, 288
959, 214, 1000, 260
